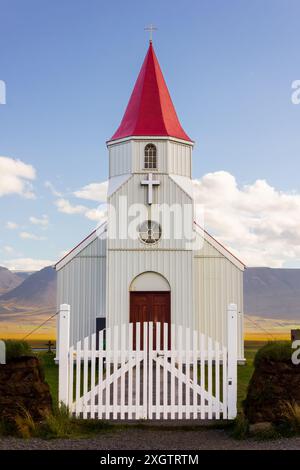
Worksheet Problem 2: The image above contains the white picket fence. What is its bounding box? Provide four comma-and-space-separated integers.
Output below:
58, 304, 238, 420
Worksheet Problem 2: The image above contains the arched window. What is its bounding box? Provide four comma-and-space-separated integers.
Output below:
144, 143, 157, 169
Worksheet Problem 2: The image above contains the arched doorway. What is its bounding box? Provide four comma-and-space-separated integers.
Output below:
129, 272, 171, 349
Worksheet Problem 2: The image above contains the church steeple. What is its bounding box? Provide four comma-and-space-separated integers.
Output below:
110, 42, 191, 142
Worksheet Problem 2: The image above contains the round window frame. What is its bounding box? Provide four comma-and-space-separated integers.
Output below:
138, 220, 162, 245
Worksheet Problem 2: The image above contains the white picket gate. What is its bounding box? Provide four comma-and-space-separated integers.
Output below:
58, 304, 238, 420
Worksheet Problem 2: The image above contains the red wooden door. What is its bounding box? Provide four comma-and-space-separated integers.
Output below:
130, 291, 171, 350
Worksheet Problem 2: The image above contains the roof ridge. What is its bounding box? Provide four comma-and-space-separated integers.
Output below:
149, 43, 168, 136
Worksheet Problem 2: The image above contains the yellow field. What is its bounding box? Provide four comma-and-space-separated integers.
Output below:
244, 314, 298, 342
0, 304, 56, 340
244, 332, 291, 341
0, 311, 298, 342
1, 329, 56, 340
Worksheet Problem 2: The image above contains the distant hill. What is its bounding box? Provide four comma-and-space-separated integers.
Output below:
14, 271, 33, 281
244, 267, 300, 319
0, 266, 56, 308
0, 266, 24, 295
0, 265, 299, 324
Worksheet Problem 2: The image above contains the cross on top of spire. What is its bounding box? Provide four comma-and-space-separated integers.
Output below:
144, 24, 157, 42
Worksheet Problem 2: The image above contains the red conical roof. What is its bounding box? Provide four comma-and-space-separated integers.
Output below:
110, 42, 191, 142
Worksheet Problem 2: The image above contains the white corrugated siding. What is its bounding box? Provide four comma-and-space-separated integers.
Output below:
107, 172, 194, 340
109, 138, 192, 177
194, 235, 244, 360
109, 141, 132, 177
167, 140, 191, 177
57, 237, 106, 347
107, 250, 194, 339
107, 174, 194, 250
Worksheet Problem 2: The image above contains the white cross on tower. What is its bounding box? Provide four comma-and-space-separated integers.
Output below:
144, 24, 158, 43
141, 173, 160, 205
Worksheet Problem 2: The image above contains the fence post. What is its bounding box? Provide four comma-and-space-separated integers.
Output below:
58, 303, 70, 407
227, 303, 237, 419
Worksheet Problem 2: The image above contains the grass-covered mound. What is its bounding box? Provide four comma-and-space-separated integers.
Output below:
254, 341, 293, 368
3, 339, 33, 362
241, 341, 300, 438
0, 342, 52, 432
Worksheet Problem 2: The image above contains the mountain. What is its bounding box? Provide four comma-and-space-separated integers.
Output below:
244, 267, 300, 319
14, 271, 34, 281
0, 266, 56, 308
0, 264, 297, 341
0, 266, 24, 295
2, 265, 299, 318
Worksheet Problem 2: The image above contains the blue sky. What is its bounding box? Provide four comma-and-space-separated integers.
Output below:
0, 0, 300, 270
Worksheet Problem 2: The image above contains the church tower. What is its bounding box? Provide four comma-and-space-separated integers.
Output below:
106, 41, 196, 332
56, 40, 244, 361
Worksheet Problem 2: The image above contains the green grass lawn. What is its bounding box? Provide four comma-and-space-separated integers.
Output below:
40, 341, 265, 413
237, 341, 267, 410
39, 352, 59, 408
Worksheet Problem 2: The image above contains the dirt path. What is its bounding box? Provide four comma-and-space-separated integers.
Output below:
1, 427, 300, 450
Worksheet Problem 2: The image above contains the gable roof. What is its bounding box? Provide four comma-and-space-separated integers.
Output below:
110, 42, 191, 142
54, 222, 107, 271
194, 221, 245, 271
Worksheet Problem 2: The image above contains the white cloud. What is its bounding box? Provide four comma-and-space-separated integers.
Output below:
53, 180, 108, 222
44, 181, 62, 197
0, 156, 36, 198
29, 215, 49, 227
2, 258, 54, 271
6, 221, 18, 229
193, 171, 300, 267
58, 249, 70, 259
1, 245, 21, 256
74, 181, 108, 202
85, 207, 107, 222
3, 245, 14, 254
19, 231, 47, 241
55, 197, 106, 223
55, 198, 87, 215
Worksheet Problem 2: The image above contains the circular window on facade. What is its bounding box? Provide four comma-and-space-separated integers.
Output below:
139, 220, 162, 245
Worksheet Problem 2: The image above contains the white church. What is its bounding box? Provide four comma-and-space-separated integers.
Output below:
55, 41, 245, 361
